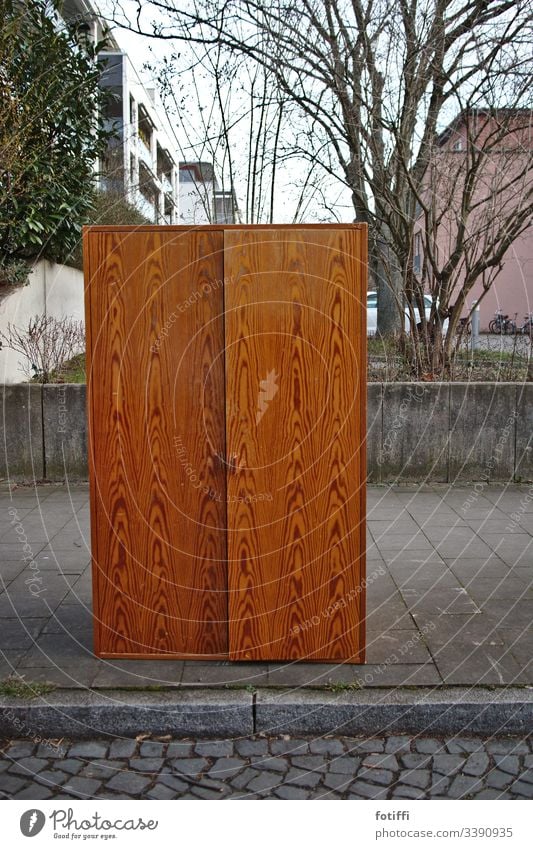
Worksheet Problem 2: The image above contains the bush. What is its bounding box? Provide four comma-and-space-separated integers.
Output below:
0, 0, 111, 266
69, 190, 151, 269
0, 314, 85, 383
0, 257, 30, 288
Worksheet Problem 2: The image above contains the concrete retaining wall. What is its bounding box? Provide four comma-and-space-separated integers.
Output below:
368, 382, 531, 483
0, 260, 84, 384
0, 384, 86, 482
0, 382, 531, 482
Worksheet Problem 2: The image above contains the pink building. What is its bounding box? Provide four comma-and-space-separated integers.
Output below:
468, 229, 533, 330
415, 109, 532, 330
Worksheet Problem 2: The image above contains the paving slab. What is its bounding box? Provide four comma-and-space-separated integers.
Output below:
0, 483, 531, 700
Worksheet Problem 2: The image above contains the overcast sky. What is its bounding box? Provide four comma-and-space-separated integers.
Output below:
96, 0, 354, 222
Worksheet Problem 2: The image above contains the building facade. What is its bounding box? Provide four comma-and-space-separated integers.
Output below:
60, 0, 236, 225
99, 51, 179, 223
179, 162, 238, 225
414, 109, 532, 330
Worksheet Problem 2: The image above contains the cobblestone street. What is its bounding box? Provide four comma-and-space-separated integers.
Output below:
1, 734, 532, 801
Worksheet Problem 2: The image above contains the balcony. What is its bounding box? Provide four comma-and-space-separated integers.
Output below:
158, 172, 173, 195
137, 136, 153, 171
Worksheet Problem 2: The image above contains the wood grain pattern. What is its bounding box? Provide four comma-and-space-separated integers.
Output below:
224, 228, 366, 661
85, 224, 367, 233
84, 224, 367, 662
84, 229, 228, 657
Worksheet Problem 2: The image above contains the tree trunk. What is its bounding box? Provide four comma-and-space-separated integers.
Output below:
373, 232, 403, 337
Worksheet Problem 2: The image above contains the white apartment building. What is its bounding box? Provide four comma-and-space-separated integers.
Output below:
179, 162, 238, 225
99, 50, 179, 223
60, 0, 237, 225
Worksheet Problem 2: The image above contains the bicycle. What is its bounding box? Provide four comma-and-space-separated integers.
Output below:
488, 310, 517, 334
518, 314, 533, 336
456, 316, 472, 336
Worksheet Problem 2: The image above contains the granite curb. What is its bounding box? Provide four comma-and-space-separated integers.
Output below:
255, 687, 533, 737
0, 689, 253, 739
1, 687, 532, 740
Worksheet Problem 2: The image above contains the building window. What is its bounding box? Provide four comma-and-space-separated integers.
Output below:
452, 139, 463, 151
413, 233, 422, 273
214, 192, 235, 224
157, 145, 174, 192
138, 105, 153, 151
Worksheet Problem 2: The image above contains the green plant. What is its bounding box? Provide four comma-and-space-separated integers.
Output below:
69, 190, 151, 270
0, 677, 56, 699
367, 333, 531, 382
0, 0, 112, 267
0, 256, 30, 288
48, 352, 86, 384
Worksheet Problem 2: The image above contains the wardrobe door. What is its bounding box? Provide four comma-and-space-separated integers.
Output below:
84, 228, 228, 658
224, 227, 366, 661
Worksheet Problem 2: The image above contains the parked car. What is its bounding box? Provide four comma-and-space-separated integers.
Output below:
366, 291, 449, 335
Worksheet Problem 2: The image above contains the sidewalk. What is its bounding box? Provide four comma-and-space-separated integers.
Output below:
0, 484, 531, 691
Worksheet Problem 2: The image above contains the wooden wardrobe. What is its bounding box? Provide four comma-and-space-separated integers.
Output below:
83, 224, 367, 661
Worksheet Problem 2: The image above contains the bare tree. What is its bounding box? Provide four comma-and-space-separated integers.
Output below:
0, 315, 85, 383
412, 108, 532, 374
111, 0, 532, 366
148, 44, 322, 224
